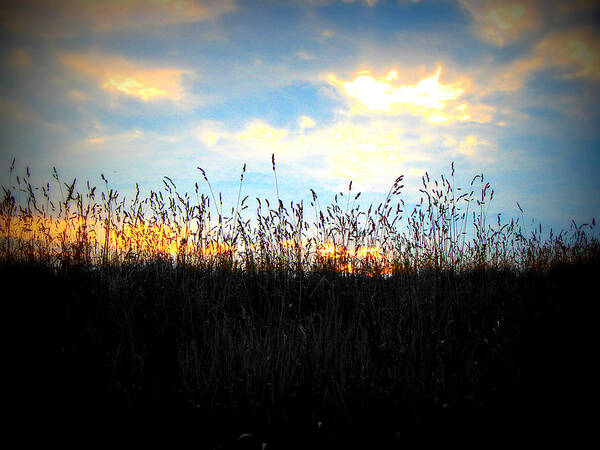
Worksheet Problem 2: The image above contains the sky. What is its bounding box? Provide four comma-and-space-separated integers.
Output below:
0, 0, 599, 235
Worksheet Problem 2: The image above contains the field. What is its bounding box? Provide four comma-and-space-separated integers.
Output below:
3, 159, 598, 448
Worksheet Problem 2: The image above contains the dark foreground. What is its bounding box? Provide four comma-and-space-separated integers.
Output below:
5, 260, 597, 448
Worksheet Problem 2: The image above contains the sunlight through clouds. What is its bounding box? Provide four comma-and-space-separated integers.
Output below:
329, 67, 464, 112
328, 66, 492, 124
194, 117, 438, 190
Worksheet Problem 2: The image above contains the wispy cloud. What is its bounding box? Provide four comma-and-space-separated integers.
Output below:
492, 27, 600, 91
297, 0, 380, 6
0, 98, 66, 132
534, 28, 600, 81
0, 0, 236, 37
445, 135, 494, 161
299, 116, 317, 131
460, 0, 541, 46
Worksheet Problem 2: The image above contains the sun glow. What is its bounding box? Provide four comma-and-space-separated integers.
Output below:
2, 213, 396, 274
328, 66, 477, 123
102, 77, 168, 100
0, 214, 234, 263
316, 243, 393, 275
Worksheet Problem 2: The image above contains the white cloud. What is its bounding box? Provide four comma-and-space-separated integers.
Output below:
328, 66, 494, 124
192, 112, 496, 193
300, 115, 317, 130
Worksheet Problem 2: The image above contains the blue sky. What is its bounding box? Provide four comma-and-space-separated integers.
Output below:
1, 0, 599, 234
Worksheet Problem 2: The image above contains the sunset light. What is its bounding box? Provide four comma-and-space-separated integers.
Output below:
1, 2, 598, 446
328, 66, 480, 124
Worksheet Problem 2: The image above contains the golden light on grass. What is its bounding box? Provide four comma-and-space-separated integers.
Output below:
201, 242, 235, 257
1, 160, 597, 272
0, 214, 235, 264
315, 243, 394, 275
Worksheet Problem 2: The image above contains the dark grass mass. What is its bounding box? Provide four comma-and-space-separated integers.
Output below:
3, 160, 599, 449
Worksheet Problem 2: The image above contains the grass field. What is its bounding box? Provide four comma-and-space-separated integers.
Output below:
3, 159, 598, 448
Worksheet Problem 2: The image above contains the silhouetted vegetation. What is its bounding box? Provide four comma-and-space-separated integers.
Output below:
3, 158, 598, 448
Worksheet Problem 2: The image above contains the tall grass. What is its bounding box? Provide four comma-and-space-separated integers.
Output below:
4, 157, 598, 448
1, 157, 598, 271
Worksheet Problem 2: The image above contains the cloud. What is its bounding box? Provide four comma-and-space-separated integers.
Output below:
342, 0, 380, 6
85, 129, 144, 146
196, 120, 288, 151
460, 0, 541, 46
238, 121, 289, 145
313, 121, 426, 182
0, 98, 66, 132
445, 135, 493, 160
300, 116, 317, 130
60, 53, 190, 102
328, 66, 493, 124
193, 114, 470, 191
0, 0, 236, 37
297, 0, 380, 6
494, 27, 600, 90
534, 28, 600, 81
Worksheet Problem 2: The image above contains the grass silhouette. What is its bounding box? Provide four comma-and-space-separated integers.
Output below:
3, 157, 598, 448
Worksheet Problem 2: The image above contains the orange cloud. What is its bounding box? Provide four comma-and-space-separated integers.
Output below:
460, 0, 540, 46
534, 28, 600, 81
495, 27, 600, 90
60, 53, 189, 101
0, 0, 236, 36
